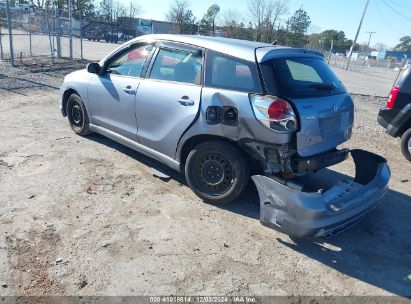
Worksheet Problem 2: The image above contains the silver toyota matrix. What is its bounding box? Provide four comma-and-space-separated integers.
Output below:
60, 34, 391, 238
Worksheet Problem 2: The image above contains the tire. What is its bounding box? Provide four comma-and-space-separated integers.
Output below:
185, 140, 250, 204
66, 93, 92, 136
400, 128, 411, 162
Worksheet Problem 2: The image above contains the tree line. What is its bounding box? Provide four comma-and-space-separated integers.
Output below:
11, 0, 410, 51
166, 0, 313, 47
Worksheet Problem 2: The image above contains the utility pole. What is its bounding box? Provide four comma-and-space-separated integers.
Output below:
345, 0, 370, 70
366, 31, 376, 48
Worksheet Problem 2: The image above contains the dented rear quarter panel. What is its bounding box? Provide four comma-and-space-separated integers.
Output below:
176, 87, 294, 161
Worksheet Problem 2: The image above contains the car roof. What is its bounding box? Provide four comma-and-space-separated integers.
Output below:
132, 34, 289, 62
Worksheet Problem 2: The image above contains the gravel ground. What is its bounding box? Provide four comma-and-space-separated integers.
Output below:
0, 63, 410, 298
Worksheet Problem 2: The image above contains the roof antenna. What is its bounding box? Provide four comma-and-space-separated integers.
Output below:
271, 40, 278, 46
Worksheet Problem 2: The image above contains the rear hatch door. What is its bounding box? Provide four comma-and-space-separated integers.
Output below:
258, 51, 353, 157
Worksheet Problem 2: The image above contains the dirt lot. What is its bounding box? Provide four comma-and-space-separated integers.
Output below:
0, 63, 410, 298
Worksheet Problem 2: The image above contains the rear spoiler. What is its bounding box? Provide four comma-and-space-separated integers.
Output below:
256, 47, 324, 63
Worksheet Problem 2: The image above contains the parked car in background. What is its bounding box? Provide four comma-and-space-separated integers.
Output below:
60, 35, 390, 238
378, 66, 411, 161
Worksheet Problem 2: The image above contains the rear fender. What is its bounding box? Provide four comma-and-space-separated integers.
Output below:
176, 87, 294, 162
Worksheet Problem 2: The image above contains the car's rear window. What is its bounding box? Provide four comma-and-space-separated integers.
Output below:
260, 57, 347, 98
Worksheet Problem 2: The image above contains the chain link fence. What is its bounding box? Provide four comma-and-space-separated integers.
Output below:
0, 3, 407, 93
0, 5, 84, 63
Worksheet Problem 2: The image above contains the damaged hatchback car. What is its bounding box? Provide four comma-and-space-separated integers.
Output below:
60, 34, 390, 238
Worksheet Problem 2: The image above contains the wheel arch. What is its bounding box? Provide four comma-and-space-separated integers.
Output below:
62, 88, 79, 117
177, 134, 257, 171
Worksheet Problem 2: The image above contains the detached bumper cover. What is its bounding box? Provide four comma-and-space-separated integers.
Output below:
252, 149, 391, 238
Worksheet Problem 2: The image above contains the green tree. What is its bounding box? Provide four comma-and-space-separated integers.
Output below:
166, 0, 196, 34
99, 0, 113, 22
199, 4, 220, 36
307, 30, 352, 52
182, 9, 197, 34
286, 7, 311, 47
73, 0, 96, 19
394, 36, 411, 52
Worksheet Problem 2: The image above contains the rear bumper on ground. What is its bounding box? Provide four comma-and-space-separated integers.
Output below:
252, 149, 391, 238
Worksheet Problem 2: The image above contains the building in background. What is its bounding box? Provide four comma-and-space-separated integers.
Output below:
136, 18, 175, 35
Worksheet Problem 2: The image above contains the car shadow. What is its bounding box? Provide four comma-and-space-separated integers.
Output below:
87, 133, 185, 183
86, 133, 411, 296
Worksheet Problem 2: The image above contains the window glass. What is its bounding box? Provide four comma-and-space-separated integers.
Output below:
261, 57, 347, 98
396, 65, 411, 88
286, 60, 322, 82
205, 51, 261, 92
108, 44, 153, 77
150, 48, 202, 85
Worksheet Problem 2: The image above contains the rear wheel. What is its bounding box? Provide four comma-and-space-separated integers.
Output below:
185, 140, 249, 204
400, 128, 411, 162
66, 93, 92, 136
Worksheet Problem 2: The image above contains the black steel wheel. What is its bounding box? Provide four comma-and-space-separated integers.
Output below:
185, 140, 249, 203
66, 93, 92, 136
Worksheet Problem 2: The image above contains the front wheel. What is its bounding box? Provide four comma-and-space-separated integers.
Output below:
400, 128, 411, 162
185, 140, 250, 204
66, 93, 92, 136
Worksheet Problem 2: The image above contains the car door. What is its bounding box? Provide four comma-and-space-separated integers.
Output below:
135, 43, 203, 158
87, 43, 155, 140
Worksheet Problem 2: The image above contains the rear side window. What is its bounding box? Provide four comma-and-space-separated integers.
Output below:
261, 57, 346, 98
149, 48, 202, 85
205, 51, 262, 93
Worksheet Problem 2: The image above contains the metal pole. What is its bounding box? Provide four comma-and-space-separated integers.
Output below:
5, 0, 15, 66
68, 0, 73, 60
46, 9, 54, 62
29, 15, 32, 57
345, 0, 370, 70
79, 12, 83, 60
327, 39, 333, 64
56, 8, 61, 58
0, 27, 4, 60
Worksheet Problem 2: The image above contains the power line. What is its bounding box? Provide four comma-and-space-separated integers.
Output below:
375, 0, 406, 35
386, 0, 411, 11
382, 0, 411, 22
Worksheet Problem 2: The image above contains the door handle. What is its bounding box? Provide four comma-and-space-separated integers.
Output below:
177, 96, 195, 106
122, 85, 136, 95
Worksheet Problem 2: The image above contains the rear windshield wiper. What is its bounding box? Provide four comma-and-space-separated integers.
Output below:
308, 83, 336, 91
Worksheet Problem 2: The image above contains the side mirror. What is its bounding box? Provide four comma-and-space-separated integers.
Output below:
87, 62, 101, 74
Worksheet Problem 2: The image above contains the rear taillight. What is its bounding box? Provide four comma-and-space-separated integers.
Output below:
250, 94, 298, 132
387, 86, 400, 109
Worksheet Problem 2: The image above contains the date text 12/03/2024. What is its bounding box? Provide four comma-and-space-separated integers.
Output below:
149, 296, 258, 303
